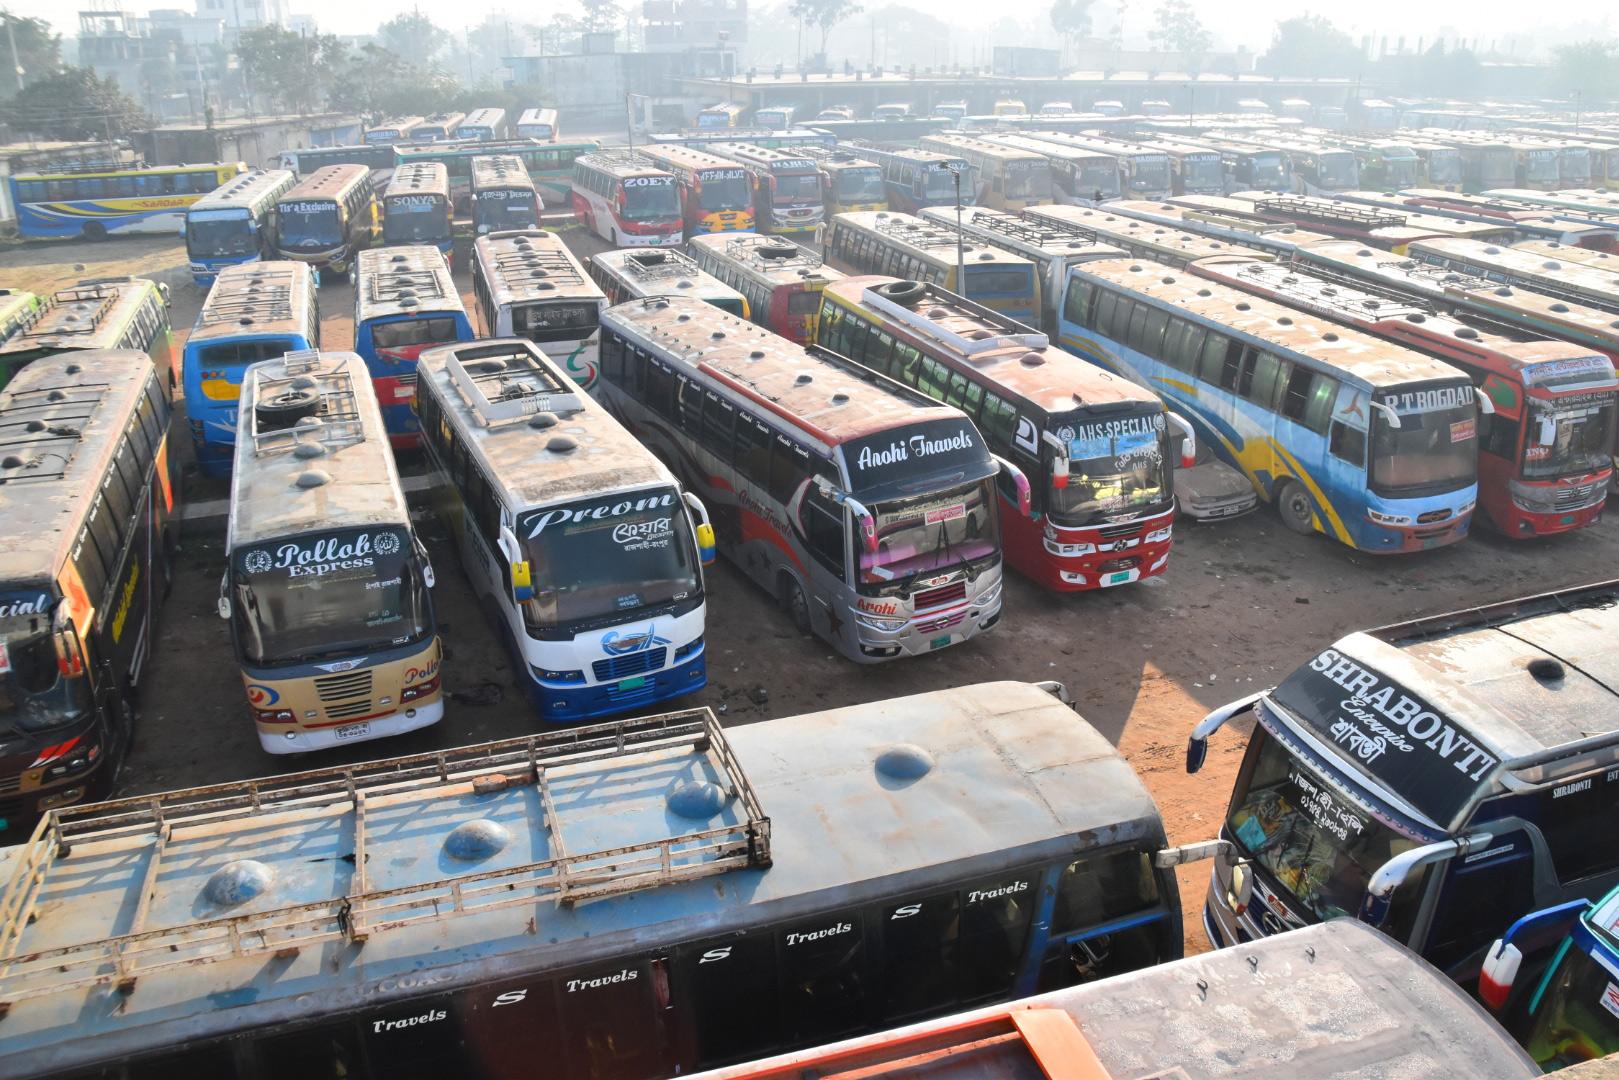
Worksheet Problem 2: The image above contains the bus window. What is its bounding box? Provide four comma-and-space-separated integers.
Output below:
960, 870, 1038, 1000
362, 997, 467, 1079
1050, 850, 1160, 933
460, 977, 562, 1080
259, 1021, 362, 1078
678, 933, 782, 1066
559, 959, 666, 1079
778, 912, 867, 1044
876, 890, 961, 1021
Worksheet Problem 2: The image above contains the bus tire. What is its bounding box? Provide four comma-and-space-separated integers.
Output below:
1274, 479, 1316, 536
780, 576, 811, 635
254, 388, 320, 430
874, 280, 926, 306
82, 222, 108, 241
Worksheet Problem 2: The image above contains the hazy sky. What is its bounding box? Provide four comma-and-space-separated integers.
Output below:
18, 0, 1607, 55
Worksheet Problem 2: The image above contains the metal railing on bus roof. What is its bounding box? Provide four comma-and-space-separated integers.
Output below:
0, 706, 771, 1007
248, 349, 366, 457
1252, 195, 1406, 230
446, 341, 583, 426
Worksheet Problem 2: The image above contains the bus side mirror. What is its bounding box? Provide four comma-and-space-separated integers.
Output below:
51, 600, 84, 678
1478, 939, 1521, 1010
992, 453, 1032, 516
1226, 860, 1255, 916
498, 525, 534, 601
682, 491, 717, 567
1474, 386, 1496, 417
1050, 455, 1070, 490
1186, 737, 1208, 774
216, 572, 231, 619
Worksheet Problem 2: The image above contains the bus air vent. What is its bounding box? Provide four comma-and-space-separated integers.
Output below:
875, 743, 934, 781
1528, 658, 1565, 685
445, 819, 511, 860
667, 779, 729, 819
202, 860, 275, 907
547, 435, 577, 453
295, 469, 331, 488
292, 441, 327, 459
528, 412, 558, 429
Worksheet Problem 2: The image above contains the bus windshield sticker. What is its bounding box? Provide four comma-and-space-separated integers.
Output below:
1450, 418, 1476, 443
1332, 385, 1370, 431
523, 492, 678, 539
1286, 767, 1367, 844
1602, 982, 1619, 1021
614, 516, 674, 550
0, 590, 53, 622
1384, 385, 1473, 415
844, 423, 985, 493
1270, 647, 1501, 824
240, 531, 400, 578
924, 502, 965, 525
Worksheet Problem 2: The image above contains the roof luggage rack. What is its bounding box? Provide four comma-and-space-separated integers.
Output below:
249, 349, 366, 456
1253, 195, 1406, 230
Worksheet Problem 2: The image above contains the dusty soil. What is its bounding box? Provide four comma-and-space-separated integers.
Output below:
7, 232, 1619, 956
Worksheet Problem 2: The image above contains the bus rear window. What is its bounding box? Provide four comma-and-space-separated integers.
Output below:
372, 317, 461, 349
199, 338, 302, 370
966, 268, 1031, 295
514, 302, 600, 336
786, 290, 821, 316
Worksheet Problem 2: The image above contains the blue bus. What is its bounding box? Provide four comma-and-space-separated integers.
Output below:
352, 245, 473, 445
10, 162, 245, 240
182, 261, 320, 475
182, 169, 297, 285
1057, 257, 1481, 553
455, 107, 508, 141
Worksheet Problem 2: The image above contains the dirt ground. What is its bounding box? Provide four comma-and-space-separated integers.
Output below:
7, 231, 1619, 955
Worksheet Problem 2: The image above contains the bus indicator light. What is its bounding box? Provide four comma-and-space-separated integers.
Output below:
511, 560, 534, 601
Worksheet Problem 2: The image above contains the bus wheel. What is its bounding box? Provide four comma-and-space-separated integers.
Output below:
1274, 479, 1316, 536
82, 222, 108, 241
780, 576, 811, 635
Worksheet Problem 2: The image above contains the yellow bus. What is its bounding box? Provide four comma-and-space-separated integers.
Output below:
221, 349, 442, 753
918, 133, 1052, 210
800, 146, 887, 214
822, 210, 1039, 321
633, 142, 756, 233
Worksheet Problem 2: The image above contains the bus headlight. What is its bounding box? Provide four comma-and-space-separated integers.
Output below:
1367, 509, 1413, 527
254, 708, 296, 723
535, 667, 585, 685
674, 636, 704, 661
401, 677, 440, 702
855, 612, 909, 632
1043, 538, 1097, 557
1145, 526, 1173, 544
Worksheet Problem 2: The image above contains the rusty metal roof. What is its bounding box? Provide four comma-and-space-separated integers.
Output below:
0, 278, 164, 359
188, 261, 317, 344
355, 245, 462, 323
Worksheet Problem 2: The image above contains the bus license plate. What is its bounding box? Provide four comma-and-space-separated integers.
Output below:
619, 677, 648, 690
1103, 569, 1140, 587
334, 722, 371, 741
930, 635, 951, 650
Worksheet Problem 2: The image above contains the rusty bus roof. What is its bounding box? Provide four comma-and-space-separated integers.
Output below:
188, 261, 317, 344
825, 275, 1159, 415
0, 277, 164, 358
1513, 239, 1619, 270
1107, 199, 1337, 250
185, 168, 294, 215
576, 149, 673, 180
381, 160, 448, 200
355, 246, 463, 322
1225, 191, 1517, 242
633, 142, 742, 176
1023, 204, 1274, 265
688, 232, 841, 287
0, 350, 156, 590
918, 133, 1050, 164
417, 338, 674, 507
591, 248, 745, 307
473, 230, 604, 308
706, 142, 817, 171
846, 141, 966, 169
0, 681, 1163, 1076
281, 163, 370, 204
1339, 190, 1615, 237
469, 153, 535, 193
796, 146, 880, 173
226, 350, 407, 548
832, 211, 1034, 272
1074, 257, 1467, 389
603, 295, 964, 449
1409, 237, 1619, 301
916, 204, 1127, 266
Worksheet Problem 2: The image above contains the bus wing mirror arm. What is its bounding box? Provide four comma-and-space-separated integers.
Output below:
683, 492, 717, 567
1370, 400, 1401, 429
216, 572, 232, 620
1474, 386, 1496, 416
1168, 411, 1196, 467
1186, 689, 1268, 774
991, 453, 1032, 516
1154, 838, 1235, 869
413, 538, 436, 589
1360, 831, 1493, 927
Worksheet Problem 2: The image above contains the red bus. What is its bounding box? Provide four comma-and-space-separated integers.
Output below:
1220, 191, 1517, 252
633, 143, 756, 233
570, 150, 682, 247
819, 276, 1194, 591
687, 232, 843, 344
1223, 251, 1619, 537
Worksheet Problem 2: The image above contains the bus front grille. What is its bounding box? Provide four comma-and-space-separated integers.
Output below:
315, 670, 374, 703
593, 648, 668, 683
1416, 509, 1452, 524
324, 700, 374, 720
1097, 522, 1143, 541
0, 773, 20, 795
913, 582, 966, 610
1556, 484, 1596, 509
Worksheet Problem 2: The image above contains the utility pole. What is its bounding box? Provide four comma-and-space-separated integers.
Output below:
6, 15, 24, 97
950, 163, 965, 301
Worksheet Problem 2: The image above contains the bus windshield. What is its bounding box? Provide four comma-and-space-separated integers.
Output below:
1523, 395, 1617, 479
186, 209, 258, 258
923, 166, 959, 201
0, 595, 88, 734
1227, 724, 1419, 923
477, 191, 539, 231
1078, 162, 1121, 195
836, 169, 885, 203
771, 172, 820, 205
1521, 938, 1619, 1069
1006, 161, 1052, 200
1250, 154, 1286, 187
383, 199, 449, 243
860, 478, 999, 586
231, 526, 432, 666
517, 489, 701, 632
1184, 158, 1223, 191
1428, 154, 1463, 184
1132, 159, 1171, 192
1525, 154, 1559, 183
278, 201, 341, 248
1049, 415, 1172, 526
1319, 155, 1357, 187
623, 179, 680, 221
1370, 389, 1477, 496
698, 171, 750, 212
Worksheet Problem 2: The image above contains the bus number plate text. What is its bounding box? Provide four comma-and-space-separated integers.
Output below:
1104, 569, 1140, 587
334, 722, 372, 741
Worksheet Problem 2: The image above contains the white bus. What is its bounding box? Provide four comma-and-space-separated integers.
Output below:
588, 248, 749, 318
416, 337, 713, 719
597, 295, 1016, 663
516, 106, 559, 141
469, 229, 608, 389
456, 107, 509, 141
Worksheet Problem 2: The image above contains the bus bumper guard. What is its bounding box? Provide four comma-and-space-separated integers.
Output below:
525, 648, 707, 723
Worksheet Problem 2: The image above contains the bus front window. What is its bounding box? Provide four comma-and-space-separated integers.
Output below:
1251, 155, 1285, 187
1184, 158, 1223, 191
1079, 163, 1121, 197
860, 479, 999, 586
1522, 941, 1619, 1069
1132, 160, 1171, 192
770, 172, 820, 206
622, 180, 680, 221
1526, 155, 1559, 183
0, 606, 89, 733
1047, 418, 1172, 527
1388, 158, 1419, 187
1227, 725, 1418, 922
1005, 162, 1051, 200
383, 199, 449, 244
517, 489, 701, 633
278, 201, 341, 249
1523, 396, 1617, 479
1370, 389, 1477, 496
698, 171, 750, 212
186, 210, 258, 259
1320, 155, 1357, 187
836, 170, 885, 204
923, 166, 959, 201
231, 527, 432, 666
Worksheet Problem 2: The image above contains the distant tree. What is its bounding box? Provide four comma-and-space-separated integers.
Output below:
1257, 15, 1363, 78
1147, 0, 1209, 56
580, 0, 624, 34
0, 13, 63, 95
789, 0, 863, 63
1049, 0, 1096, 59
1552, 40, 1619, 103
8, 67, 149, 140
378, 12, 443, 65
238, 25, 348, 113
331, 43, 462, 118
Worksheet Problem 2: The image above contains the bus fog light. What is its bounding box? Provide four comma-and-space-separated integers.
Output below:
406, 708, 417, 718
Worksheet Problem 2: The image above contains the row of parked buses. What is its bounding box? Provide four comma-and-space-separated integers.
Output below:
361, 107, 519, 145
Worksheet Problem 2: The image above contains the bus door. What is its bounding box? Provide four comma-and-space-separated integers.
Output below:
1029, 848, 1178, 994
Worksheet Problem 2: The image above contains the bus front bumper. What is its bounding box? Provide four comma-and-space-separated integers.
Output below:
257, 700, 444, 754
524, 650, 707, 722
852, 583, 1002, 662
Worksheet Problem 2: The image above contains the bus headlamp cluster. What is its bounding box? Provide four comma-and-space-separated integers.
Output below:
1043, 538, 1097, 557
535, 667, 585, 686
855, 612, 909, 633
1367, 509, 1414, 527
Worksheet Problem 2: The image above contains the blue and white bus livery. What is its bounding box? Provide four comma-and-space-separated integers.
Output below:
183, 169, 296, 285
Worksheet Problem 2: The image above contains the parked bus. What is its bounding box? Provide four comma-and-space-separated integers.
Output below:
601, 296, 1012, 660
393, 139, 601, 210
1337, 189, 1619, 249
823, 210, 1039, 321
1103, 198, 1336, 259
353, 245, 475, 444
697, 102, 746, 129
1266, 137, 1361, 191
821, 276, 1188, 591
10, 161, 245, 240
633, 143, 756, 234
457, 107, 509, 142
516, 106, 559, 141
1408, 140, 1466, 187
589, 248, 748, 318
1224, 191, 1518, 251
846, 142, 972, 214
272, 164, 377, 279
916, 134, 1053, 211
687, 232, 841, 344
0, 679, 1191, 1080
1191, 254, 1616, 539
470, 154, 543, 234
380, 162, 454, 261
411, 112, 466, 142
0, 289, 40, 347
1419, 134, 1515, 190
798, 147, 886, 215
1020, 131, 1173, 198
873, 101, 914, 121
0, 350, 174, 826
222, 348, 441, 753
182, 261, 321, 476
470, 230, 607, 389
418, 337, 710, 718
1508, 141, 1563, 189
705, 143, 823, 234
977, 132, 1123, 202
913, 204, 1126, 332
279, 143, 396, 178
753, 104, 796, 128
1407, 237, 1619, 314
1196, 134, 1294, 191
1058, 257, 1480, 552
1485, 187, 1619, 222
363, 116, 425, 145
1023, 203, 1275, 270
992, 98, 1028, 116
183, 168, 297, 284
1131, 138, 1225, 196
571, 150, 683, 247
1186, 581, 1619, 990
1482, 880, 1619, 1071
0, 276, 174, 393
695, 922, 1539, 1080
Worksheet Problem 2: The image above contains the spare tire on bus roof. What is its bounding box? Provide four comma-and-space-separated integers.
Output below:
873, 280, 926, 306
255, 388, 320, 431
756, 243, 799, 260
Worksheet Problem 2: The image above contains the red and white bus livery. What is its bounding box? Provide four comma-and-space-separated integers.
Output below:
571, 151, 683, 247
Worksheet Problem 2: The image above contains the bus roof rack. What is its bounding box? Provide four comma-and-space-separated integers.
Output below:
446, 340, 583, 425
249, 349, 366, 456
0, 377, 105, 484
959, 207, 1103, 249
196, 264, 297, 328
861, 283, 1048, 354
724, 234, 825, 274
0, 706, 771, 1008
1253, 194, 1407, 230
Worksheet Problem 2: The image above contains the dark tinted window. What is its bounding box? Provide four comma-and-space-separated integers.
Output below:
736, 415, 773, 485
558, 961, 664, 1080
1329, 420, 1366, 465
877, 890, 961, 1020
679, 934, 781, 1067
1050, 850, 1160, 934
362, 997, 466, 1080
769, 436, 809, 504
1534, 772, 1619, 881
458, 978, 563, 1080
803, 487, 846, 576
127, 1044, 236, 1079
961, 872, 1038, 1001
259, 1020, 361, 1078
778, 912, 866, 1043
